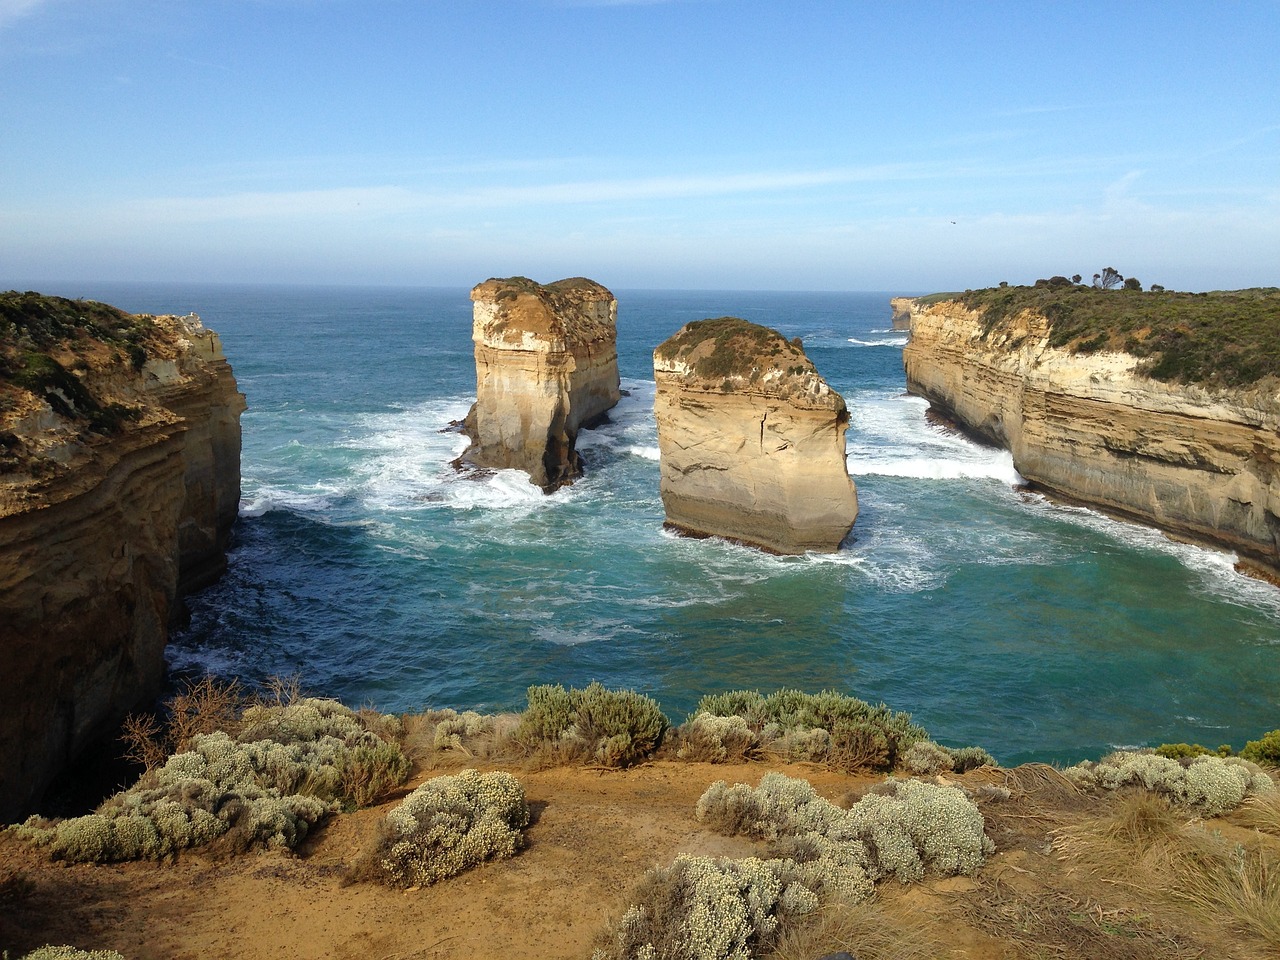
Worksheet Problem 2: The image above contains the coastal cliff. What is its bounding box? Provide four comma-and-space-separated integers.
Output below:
901, 287, 1280, 579
889, 297, 914, 331
460, 277, 620, 492
0, 293, 244, 820
653, 317, 857, 554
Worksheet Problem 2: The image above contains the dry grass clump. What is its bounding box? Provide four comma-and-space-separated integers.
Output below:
515, 682, 668, 768
13, 694, 410, 863
1057, 790, 1280, 949
686, 690, 933, 772
1064, 750, 1274, 816
13, 948, 127, 960
364, 769, 529, 888
399, 708, 522, 768
764, 899, 942, 960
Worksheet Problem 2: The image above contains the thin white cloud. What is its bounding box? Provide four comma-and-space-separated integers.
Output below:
0, 0, 50, 26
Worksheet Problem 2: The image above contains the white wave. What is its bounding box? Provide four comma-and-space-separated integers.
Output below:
846, 392, 1024, 488
239, 482, 342, 517
627, 445, 661, 461
848, 336, 909, 348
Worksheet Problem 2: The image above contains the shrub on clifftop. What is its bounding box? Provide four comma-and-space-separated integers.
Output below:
516, 682, 668, 767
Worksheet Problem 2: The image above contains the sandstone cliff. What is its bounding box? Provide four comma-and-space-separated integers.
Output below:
460, 277, 620, 492
901, 292, 1280, 580
653, 317, 857, 554
0, 293, 244, 820
889, 297, 914, 331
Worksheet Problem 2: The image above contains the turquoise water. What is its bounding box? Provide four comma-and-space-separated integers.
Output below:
61, 283, 1280, 766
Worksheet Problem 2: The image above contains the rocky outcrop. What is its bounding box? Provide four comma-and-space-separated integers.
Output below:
889, 297, 914, 331
653, 317, 858, 554
902, 297, 1280, 579
460, 277, 620, 492
0, 295, 244, 820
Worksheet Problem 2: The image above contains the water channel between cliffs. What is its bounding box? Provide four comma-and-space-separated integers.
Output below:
64, 282, 1280, 767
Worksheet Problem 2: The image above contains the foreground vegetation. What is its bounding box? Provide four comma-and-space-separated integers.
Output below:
4, 678, 1279, 960
917, 283, 1280, 387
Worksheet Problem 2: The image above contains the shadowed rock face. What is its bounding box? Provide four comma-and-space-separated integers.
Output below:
902, 297, 1280, 581
653, 317, 858, 554
460, 277, 620, 492
889, 297, 914, 331
0, 297, 243, 820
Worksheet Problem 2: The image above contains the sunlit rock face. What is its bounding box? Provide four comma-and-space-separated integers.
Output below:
653, 317, 858, 555
460, 277, 620, 492
902, 296, 1280, 581
0, 299, 244, 820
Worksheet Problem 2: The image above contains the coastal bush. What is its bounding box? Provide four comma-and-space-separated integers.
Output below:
690, 689, 929, 772
16, 948, 127, 960
1241, 730, 1280, 768
696, 772, 993, 885
1064, 750, 1274, 816
673, 713, 761, 763
371, 769, 529, 888
14, 697, 410, 863
516, 682, 667, 768
590, 855, 821, 960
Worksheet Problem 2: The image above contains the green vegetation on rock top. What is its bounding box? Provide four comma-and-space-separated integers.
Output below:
655, 316, 814, 385
919, 285, 1280, 388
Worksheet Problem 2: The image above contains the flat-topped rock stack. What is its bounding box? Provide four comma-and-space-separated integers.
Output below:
460, 277, 620, 492
653, 317, 858, 554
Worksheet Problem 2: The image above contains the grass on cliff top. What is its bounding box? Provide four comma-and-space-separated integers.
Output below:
655, 316, 813, 383
919, 285, 1280, 388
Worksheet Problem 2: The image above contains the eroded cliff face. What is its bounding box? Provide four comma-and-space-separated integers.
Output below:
653, 318, 858, 554
902, 298, 1280, 579
460, 277, 620, 492
889, 297, 914, 332
0, 297, 244, 819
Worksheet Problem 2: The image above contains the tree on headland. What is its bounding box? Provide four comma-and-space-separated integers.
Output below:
1123, 277, 1142, 291
1093, 267, 1124, 290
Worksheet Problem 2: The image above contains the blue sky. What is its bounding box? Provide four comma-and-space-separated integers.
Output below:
2, 0, 1277, 292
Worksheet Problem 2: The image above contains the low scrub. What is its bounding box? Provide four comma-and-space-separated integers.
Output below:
13, 697, 409, 863
597, 773, 992, 960
687, 689, 933, 771
516, 682, 668, 768
900, 740, 996, 775
1064, 750, 1274, 816
367, 769, 529, 888
14, 949, 127, 960
697, 772, 994, 886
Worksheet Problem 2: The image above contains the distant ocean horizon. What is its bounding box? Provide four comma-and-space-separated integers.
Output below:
30, 281, 1280, 767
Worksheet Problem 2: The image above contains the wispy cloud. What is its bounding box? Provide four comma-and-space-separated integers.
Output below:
0, 0, 51, 27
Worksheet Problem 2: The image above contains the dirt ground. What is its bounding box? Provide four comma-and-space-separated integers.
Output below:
1, 759, 1276, 960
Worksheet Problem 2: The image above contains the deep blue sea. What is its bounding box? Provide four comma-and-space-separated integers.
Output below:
45, 283, 1280, 766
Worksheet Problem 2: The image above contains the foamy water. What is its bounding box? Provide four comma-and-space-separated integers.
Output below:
70, 282, 1280, 767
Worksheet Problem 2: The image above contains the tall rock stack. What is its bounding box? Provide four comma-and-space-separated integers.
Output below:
461, 277, 620, 492
0, 295, 244, 820
653, 317, 858, 554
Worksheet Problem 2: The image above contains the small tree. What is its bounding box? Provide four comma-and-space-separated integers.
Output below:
1071, 274, 1082, 284
1123, 277, 1142, 291
1093, 267, 1124, 290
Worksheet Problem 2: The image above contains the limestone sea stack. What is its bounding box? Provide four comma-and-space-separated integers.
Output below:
460, 277, 620, 492
889, 297, 914, 331
653, 317, 858, 554
0, 292, 244, 820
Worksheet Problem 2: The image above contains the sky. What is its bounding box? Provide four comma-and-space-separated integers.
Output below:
1, 0, 1278, 292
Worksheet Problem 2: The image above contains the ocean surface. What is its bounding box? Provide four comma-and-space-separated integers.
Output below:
50, 282, 1280, 766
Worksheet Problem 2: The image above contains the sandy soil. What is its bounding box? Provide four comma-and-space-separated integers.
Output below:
1, 760, 1274, 960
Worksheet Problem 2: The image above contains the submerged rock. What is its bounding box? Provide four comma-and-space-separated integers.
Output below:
459, 277, 620, 492
653, 317, 857, 554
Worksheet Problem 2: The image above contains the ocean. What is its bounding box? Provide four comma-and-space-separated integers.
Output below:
52, 282, 1280, 766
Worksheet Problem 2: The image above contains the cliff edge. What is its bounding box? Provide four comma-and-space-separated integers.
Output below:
653, 317, 857, 554
0, 292, 244, 820
901, 286, 1280, 580
460, 277, 620, 492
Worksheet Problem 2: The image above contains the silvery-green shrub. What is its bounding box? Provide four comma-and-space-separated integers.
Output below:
1064, 750, 1273, 816
376, 769, 529, 887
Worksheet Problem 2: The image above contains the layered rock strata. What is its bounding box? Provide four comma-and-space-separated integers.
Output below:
889, 297, 914, 331
902, 297, 1280, 579
460, 277, 620, 492
653, 317, 858, 554
0, 295, 244, 820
